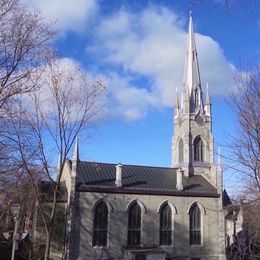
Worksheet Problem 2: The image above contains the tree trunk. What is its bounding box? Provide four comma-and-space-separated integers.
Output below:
44, 230, 51, 260
44, 185, 58, 260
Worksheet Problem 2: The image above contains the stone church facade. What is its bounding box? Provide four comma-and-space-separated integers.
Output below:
61, 14, 226, 260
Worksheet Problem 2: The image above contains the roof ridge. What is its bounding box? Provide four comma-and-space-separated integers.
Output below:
79, 160, 178, 170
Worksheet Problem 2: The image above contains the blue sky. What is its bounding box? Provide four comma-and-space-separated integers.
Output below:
23, 0, 260, 196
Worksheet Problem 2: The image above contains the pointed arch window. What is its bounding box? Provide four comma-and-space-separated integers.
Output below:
92, 201, 108, 246
193, 136, 204, 162
179, 138, 184, 163
128, 202, 141, 247
189, 203, 201, 245
159, 203, 172, 245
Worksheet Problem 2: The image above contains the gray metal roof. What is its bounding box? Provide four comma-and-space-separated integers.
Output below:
74, 161, 219, 197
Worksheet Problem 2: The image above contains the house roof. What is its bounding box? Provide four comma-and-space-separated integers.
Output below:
222, 189, 233, 207
74, 161, 219, 198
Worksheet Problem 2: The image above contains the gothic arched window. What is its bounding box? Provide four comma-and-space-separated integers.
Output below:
159, 203, 172, 245
128, 202, 141, 247
189, 203, 201, 245
92, 201, 108, 246
179, 138, 184, 163
193, 136, 204, 162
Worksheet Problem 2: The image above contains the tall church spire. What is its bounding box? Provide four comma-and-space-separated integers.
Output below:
172, 13, 214, 181
184, 11, 201, 95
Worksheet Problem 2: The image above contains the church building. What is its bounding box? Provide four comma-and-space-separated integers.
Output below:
61, 14, 226, 260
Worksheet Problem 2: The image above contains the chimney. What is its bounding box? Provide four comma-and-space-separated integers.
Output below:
176, 168, 184, 191
115, 163, 123, 187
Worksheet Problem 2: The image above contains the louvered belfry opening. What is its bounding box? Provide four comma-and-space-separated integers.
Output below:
127, 202, 141, 247
92, 201, 108, 246
159, 203, 172, 245
189, 203, 201, 245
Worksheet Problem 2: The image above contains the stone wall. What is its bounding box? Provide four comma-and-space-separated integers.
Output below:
70, 191, 226, 260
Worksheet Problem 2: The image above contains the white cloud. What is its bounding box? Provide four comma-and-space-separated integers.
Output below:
20, 57, 106, 125
22, 0, 98, 31
104, 72, 161, 121
21, 1, 236, 121
90, 6, 235, 120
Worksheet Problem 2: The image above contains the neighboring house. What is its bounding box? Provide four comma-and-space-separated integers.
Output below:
223, 190, 260, 259
61, 14, 226, 260
223, 190, 243, 249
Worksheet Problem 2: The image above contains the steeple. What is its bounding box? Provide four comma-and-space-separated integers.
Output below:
172, 13, 214, 181
183, 11, 201, 96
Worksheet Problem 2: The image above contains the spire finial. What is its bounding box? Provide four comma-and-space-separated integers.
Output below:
189, 10, 192, 17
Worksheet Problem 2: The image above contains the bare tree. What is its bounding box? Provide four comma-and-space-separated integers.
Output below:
0, 0, 55, 208
7, 56, 105, 259
225, 65, 260, 259
228, 65, 260, 194
0, 0, 55, 111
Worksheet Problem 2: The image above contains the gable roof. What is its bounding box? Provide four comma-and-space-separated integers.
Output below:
74, 161, 219, 198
